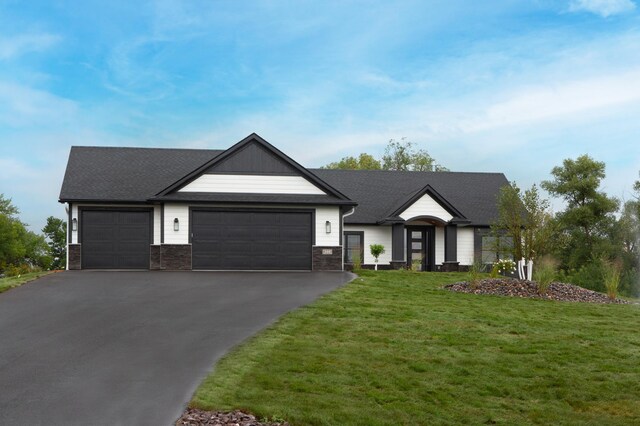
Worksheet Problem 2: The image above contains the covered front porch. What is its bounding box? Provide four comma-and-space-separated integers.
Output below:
389, 216, 469, 272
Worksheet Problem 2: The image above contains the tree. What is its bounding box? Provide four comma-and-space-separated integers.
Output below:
0, 194, 52, 271
323, 153, 381, 170
369, 244, 385, 270
493, 183, 554, 263
382, 138, 448, 172
541, 155, 619, 268
43, 217, 67, 270
322, 138, 448, 171
0, 194, 25, 269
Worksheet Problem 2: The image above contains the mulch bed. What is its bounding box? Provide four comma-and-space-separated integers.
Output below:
176, 408, 289, 426
445, 278, 630, 304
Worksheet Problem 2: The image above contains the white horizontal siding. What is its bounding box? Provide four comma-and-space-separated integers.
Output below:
315, 206, 340, 246
457, 227, 475, 265
435, 226, 445, 265
344, 225, 392, 265
71, 204, 78, 244
178, 174, 326, 195
164, 204, 189, 244
399, 193, 453, 222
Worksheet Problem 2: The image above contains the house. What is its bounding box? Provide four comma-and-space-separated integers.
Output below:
59, 133, 509, 271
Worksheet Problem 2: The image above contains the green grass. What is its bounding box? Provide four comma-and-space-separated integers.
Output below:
191, 270, 640, 425
0, 271, 52, 293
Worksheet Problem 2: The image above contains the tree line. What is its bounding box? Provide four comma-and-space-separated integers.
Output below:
0, 194, 66, 276
493, 155, 639, 296
323, 138, 449, 171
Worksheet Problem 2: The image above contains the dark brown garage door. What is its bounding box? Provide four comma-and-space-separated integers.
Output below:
81, 210, 151, 269
192, 210, 312, 270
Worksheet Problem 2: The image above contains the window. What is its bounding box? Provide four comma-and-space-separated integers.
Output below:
481, 235, 513, 264
344, 232, 364, 264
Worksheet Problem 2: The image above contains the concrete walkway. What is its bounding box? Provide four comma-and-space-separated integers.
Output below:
0, 271, 352, 425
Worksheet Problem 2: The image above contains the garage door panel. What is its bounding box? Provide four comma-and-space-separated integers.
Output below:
82, 210, 150, 269
192, 210, 312, 270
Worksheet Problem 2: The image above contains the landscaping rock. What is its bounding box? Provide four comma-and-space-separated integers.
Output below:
176, 408, 289, 426
445, 278, 630, 304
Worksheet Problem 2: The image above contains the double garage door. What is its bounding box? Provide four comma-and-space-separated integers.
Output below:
81, 209, 312, 270
191, 210, 312, 270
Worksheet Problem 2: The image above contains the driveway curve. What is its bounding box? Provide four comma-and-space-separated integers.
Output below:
0, 271, 353, 426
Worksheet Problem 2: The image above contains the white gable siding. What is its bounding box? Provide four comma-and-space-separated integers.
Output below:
315, 206, 340, 246
457, 227, 475, 265
398, 193, 453, 222
164, 204, 189, 244
178, 174, 326, 195
344, 225, 392, 265
435, 226, 445, 265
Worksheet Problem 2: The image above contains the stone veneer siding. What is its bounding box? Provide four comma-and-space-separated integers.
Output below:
161, 244, 192, 270
68, 244, 81, 270
312, 246, 342, 271
150, 245, 161, 270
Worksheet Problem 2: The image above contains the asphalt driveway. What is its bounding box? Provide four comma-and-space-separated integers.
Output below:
0, 271, 353, 426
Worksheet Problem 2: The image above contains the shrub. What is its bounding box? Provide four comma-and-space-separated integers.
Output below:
560, 260, 607, 293
602, 259, 622, 300
533, 257, 557, 295
493, 259, 516, 277
411, 256, 423, 272
467, 261, 484, 289
351, 249, 362, 272
4, 263, 37, 277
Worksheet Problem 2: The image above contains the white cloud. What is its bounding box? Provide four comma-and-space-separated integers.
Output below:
0, 33, 60, 60
569, 0, 636, 17
0, 81, 77, 127
462, 68, 640, 132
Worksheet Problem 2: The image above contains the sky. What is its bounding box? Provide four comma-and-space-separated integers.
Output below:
1, 0, 640, 233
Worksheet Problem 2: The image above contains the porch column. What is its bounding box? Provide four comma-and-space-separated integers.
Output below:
443, 224, 459, 271
390, 223, 405, 269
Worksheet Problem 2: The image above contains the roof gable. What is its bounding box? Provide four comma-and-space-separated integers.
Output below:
391, 185, 468, 224
157, 133, 353, 201
206, 141, 298, 175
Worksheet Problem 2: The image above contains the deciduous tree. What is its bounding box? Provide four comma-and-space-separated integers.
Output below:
323, 153, 381, 170
43, 216, 67, 270
541, 155, 619, 269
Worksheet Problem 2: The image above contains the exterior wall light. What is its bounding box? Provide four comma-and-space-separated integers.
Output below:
174, 218, 179, 231
325, 220, 331, 234
72, 218, 78, 232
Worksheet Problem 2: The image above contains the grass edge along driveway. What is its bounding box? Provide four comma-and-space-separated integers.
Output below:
0, 271, 53, 294
190, 270, 640, 425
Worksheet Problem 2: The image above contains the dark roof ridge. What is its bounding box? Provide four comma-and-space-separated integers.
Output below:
309, 168, 505, 175
70, 145, 223, 152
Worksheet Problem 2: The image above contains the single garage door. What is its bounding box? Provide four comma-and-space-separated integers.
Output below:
81, 210, 151, 269
192, 210, 312, 270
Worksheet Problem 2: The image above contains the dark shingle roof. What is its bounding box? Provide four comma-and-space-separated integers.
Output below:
59, 146, 223, 202
311, 169, 509, 226
150, 192, 351, 205
59, 146, 509, 226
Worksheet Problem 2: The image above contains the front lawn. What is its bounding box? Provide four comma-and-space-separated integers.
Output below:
0, 271, 53, 293
190, 270, 640, 425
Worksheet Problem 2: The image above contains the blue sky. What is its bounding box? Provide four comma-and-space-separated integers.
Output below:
1, 0, 640, 232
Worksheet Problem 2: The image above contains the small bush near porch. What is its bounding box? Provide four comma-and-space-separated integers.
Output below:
190, 270, 640, 425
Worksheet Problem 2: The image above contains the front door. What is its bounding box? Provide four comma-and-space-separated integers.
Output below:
407, 227, 434, 271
